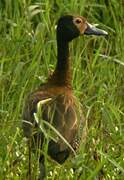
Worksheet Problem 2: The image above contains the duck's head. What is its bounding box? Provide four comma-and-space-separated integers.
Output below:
57, 15, 108, 42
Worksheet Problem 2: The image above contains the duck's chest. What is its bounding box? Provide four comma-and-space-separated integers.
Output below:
33, 86, 79, 136
41, 92, 79, 150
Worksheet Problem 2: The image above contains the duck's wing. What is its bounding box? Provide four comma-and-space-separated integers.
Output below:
22, 90, 52, 138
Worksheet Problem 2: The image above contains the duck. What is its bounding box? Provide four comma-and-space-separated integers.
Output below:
22, 15, 108, 179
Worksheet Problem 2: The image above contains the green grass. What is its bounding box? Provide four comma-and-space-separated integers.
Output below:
0, 0, 124, 179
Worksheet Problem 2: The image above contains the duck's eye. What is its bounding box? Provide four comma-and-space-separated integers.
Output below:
75, 18, 82, 24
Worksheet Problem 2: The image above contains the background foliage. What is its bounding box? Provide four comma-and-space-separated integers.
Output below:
0, 0, 124, 179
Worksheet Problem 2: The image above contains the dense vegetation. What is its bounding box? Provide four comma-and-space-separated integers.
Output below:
0, 0, 124, 179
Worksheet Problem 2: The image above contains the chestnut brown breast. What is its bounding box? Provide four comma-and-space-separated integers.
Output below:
23, 84, 79, 163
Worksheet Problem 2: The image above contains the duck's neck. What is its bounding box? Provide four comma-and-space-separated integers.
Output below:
48, 38, 72, 88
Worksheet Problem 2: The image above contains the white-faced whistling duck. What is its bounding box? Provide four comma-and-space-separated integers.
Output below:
22, 15, 108, 179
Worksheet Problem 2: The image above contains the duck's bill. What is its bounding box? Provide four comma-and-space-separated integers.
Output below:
84, 23, 108, 36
